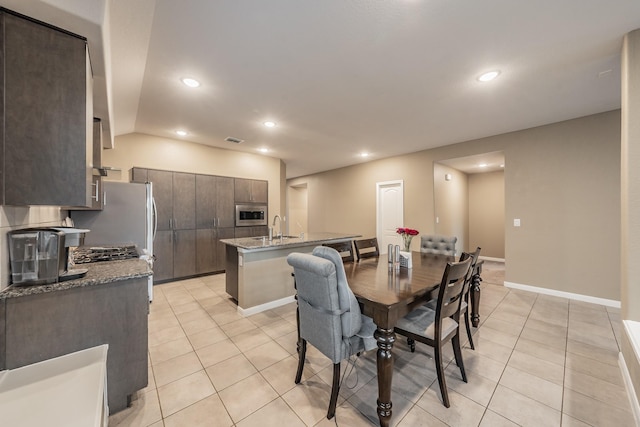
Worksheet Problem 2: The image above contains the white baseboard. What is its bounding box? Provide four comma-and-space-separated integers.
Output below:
479, 256, 505, 262
503, 281, 621, 308
237, 295, 296, 317
619, 347, 640, 426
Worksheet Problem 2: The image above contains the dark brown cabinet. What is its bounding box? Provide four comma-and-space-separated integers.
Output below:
133, 168, 196, 282
0, 9, 93, 207
0, 276, 149, 414
235, 178, 268, 203
132, 167, 268, 281
195, 175, 235, 275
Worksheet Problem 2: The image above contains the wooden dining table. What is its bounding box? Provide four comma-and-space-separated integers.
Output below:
342, 251, 483, 427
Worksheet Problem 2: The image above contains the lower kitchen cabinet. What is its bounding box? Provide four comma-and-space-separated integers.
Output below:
153, 231, 174, 282
154, 230, 196, 282
196, 227, 234, 274
0, 277, 148, 414
173, 229, 196, 278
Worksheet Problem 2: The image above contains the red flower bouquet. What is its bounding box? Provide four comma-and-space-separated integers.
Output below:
396, 227, 419, 251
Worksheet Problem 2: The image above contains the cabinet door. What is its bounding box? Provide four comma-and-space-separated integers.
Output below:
2, 12, 88, 206
215, 228, 235, 271
251, 180, 268, 203
173, 229, 196, 278
234, 178, 252, 202
131, 167, 148, 184
173, 172, 196, 230
216, 176, 235, 228
148, 170, 173, 231
196, 228, 215, 274
196, 174, 216, 229
153, 230, 173, 282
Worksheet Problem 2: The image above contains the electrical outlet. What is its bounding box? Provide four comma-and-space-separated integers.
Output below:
514, 218, 521, 227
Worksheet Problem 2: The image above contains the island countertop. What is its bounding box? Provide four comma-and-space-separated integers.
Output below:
221, 232, 360, 252
220, 233, 361, 252
0, 259, 152, 300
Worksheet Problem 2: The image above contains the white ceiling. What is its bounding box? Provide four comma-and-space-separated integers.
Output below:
5, 1, 640, 178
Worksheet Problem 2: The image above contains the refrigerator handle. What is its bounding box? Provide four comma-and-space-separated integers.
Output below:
152, 198, 158, 240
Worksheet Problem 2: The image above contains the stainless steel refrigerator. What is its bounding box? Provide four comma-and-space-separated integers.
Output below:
71, 181, 155, 301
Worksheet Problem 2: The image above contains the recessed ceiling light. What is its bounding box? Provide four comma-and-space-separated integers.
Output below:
360, 152, 370, 158
180, 77, 200, 88
500, 164, 505, 168
258, 148, 269, 153
478, 163, 488, 168
175, 130, 188, 136
263, 121, 276, 128
477, 70, 500, 82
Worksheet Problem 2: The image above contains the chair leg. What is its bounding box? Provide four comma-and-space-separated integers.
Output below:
452, 334, 467, 383
463, 309, 475, 350
407, 337, 416, 352
295, 339, 307, 384
434, 342, 450, 408
327, 362, 341, 419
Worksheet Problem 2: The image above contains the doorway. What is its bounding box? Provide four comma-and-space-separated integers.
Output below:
376, 180, 404, 254
435, 152, 505, 260
287, 183, 308, 236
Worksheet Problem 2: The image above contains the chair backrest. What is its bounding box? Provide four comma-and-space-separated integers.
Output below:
420, 235, 457, 256
354, 237, 380, 260
434, 256, 472, 337
323, 240, 355, 263
286, 246, 363, 363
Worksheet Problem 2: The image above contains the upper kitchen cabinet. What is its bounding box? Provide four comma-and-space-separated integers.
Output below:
234, 178, 268, 203
196, 174, 235, 229
0, 9, 93, 207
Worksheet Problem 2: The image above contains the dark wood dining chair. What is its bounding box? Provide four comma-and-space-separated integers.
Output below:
394, 255, 473, 408
422, 247, 481, 350
323, 240, 355, 262
354, 237, 380, 260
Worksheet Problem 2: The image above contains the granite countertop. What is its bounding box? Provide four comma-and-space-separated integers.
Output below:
220, 232, 361, 251
0, 258, 152, 300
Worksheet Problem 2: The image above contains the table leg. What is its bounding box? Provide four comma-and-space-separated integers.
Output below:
470, 267, 482, 327
374, 327, 395, 427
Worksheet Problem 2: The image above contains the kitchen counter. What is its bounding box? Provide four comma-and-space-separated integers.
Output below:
0, 258, 152, 300
220, 232, 361, 252
222, 232, 360, 315
0, 258, 150, 415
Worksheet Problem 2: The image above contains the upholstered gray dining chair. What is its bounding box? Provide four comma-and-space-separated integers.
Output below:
420, 235, 457, 256
287, 246, 377, 419
394, 255, 473, 408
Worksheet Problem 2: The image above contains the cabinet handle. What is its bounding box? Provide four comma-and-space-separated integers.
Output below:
92, 180, 99, 201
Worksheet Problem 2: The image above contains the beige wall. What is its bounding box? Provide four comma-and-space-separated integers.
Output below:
469, 171, 505, 259
288, 110, 621, 301
433, 163, 468, 254
621, 29, 640, 407
102, 133, 286, 225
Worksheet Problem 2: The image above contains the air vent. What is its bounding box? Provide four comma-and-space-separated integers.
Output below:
225, 136, 244, 144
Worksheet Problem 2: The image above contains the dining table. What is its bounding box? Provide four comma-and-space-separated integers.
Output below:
342, 251, 483, 427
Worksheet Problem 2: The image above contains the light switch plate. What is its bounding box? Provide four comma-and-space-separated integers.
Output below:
514, 218, 521, 227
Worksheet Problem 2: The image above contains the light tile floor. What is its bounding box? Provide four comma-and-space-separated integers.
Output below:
109, 262, 637, 426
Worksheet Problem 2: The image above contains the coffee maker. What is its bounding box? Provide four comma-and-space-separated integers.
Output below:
8, 227, 90, 286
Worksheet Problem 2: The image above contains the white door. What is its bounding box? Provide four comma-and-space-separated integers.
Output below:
376, 180, 404, 254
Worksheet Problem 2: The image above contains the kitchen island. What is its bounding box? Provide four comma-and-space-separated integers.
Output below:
0, 259, 151, 414
221, 232, 360, 315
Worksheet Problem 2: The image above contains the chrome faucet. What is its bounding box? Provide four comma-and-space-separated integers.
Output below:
272, 215, 282, 238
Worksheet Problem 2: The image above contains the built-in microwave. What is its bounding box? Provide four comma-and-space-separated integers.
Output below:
235, 204, 267, 226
